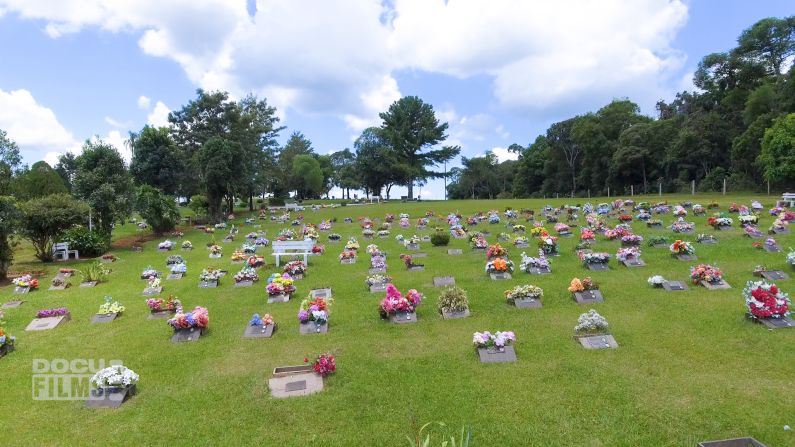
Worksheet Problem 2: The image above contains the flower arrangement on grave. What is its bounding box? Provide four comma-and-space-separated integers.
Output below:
770, 218, 789, 232
377, 229, 390, 237
545, 214, 558, 223
199, 268, 222, 283
327, 233, 342, 241
575, 240, 593, 251
417, 217, 429, 227
580, 228, 595, 241
12, 275, 38, 289
59, 268, 75, 275
277, 228, 295, 241
246, 232, 258, 240
0, 316, 15, 350
596, 203, 610, 215
97, 297, 125, 315
603, 227, 627, 240
669, 240, 695, 255
311, 244, 325, 254
670, 220, 695, 233
339, 250, 356, 261
137, 222, 148, 230
90, 365, 139, 390
450, 227, 466, 238
765, 237, 779, 249
553, 223, 570, 234
579, 250, 609, 266
644, 218, 662, 227
36, 307, 69, 318
486, 243, 508, 259
646, 235, 668, 247
146, 295, 180, 312
246, 255, 265, 268
141, 266, 159, 279
472, 331, 516, 350
488, 214, 500, 224
158, 240, 174, 250
165, 255, 184, 266
635, 202, 650, 211
504, 284, 542, 303
318, 220, 332, 231
403, 235, 421, 247
51, 276, 68, 288
743, 225, 762, 237
362, 228, 375, 237
538, 235, 559, 256
370, 255, 386, 269
728, 203, 740, 213
297, 296, 332, 326
283, 260, 306, 276
621, 234, 644, 245
466, 216, 478, 226
529, 226, 547, 237
635, 210, 651, 221
241, 243, 257, 254
574, 309, 609, 335
650, 204, 668, 214
215, 222, 228, 230
365, 244, 381, 256
512, 224, 526, 234
385, 213, 395, 223
208, 244, 222, 256
788, 249, 795, 266
485, 257, 514, 274
379, 284, 422, 318
437, 286, 469, 314
303, 227, 319, 240
647, 275, 666, 287
345, 238, 360, 251
469, 236, 488, 250
305, 353, 336, 377
744, 281, 790, 320
616, 247, 641, 262
690, 264, 723, 285
618, 214, 632, 223
79, 261, 110, 284
234, 267, 259, 283
100, 253, 118, 263
266, 274, 295, 295
181, 240, 193, 250
167, 306, 209, 329
147, 276, 162, 289
505, 209, 518, 219
739, 214, 758, 225
673, 206, 687, 217
249, 313, 274, 327
696, 234, 716, 243
398, 217, 410, 228
366, 274, 392, 287
230, 250, 246, 262
512, 236, 529, 246
706, 201, 719, 209
707, 216, 733, 228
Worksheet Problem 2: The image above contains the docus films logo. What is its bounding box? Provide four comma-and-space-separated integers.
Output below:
31, 358, 122, 400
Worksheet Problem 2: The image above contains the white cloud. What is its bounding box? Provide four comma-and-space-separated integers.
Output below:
99, 130, 130, 163
0, 88, 79, 162
490, 147, 519, 163
137, 95, 151, 109
104, 116, 130, 128
0, 0, 689, 126
146, 101, 171, 127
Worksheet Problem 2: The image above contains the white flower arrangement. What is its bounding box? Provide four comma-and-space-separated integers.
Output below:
574, 309, 609, 334
647, 275, 666, 287
787, 249, 795, 266
90, 365, 139, 389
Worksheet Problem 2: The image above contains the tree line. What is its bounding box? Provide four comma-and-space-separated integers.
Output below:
448, 16, 795, 199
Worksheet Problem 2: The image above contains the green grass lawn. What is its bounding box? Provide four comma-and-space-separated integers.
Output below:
2, 194, 794, 446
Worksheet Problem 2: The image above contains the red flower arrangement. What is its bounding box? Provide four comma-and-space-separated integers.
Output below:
306, 353, 336, 377
745, 281, 790, 319
618, 215, 632, 222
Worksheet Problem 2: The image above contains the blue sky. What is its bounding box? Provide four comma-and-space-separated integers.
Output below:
0, 0, 792, 199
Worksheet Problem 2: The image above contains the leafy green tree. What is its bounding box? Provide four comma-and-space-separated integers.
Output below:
54, 152, 78, 192
196, 137, 243, 222
188, 194, 209, 219
759, 113, 795, 182
291, 154, 323, 199
130, 126, 184, 195
18, 193, 89, 262
0, 196, 20, 280
14, 161, 67, 199
278, 131, 315, 196
736, 16, 795, 76
316, 154, 335, 198
73, 140, 134, 237
512, 138, 547, 198
135, 185, 181, 235
0, 129, 22, 195
354, 127, 404, 198
378, 96, 460, 199
330, 149, 360, 199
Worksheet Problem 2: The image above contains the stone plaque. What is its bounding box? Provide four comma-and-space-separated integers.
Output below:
234, 280, 253, 288
573, 290, 604, 304
267, 294, 290, 304
268, 372, 323, 398
674, 254, 696, 261
559, 232, 573, 238
199, 281, 218, 289
528, 266, 552, 275
369, 284, 387, 293
622, 258, 645, 268
447, 249, 463, 255
412, 252, 427, 258
2, 300, 24, 309
209, 253, 222, 259
368, 268, 386, 274
763, 244, 781, 253
408, 265, 425, 271
80, 281, 98, 288
662, 281, 688, 291
299, 322, 328, 334
340, 258, 356, 264
652, 244, 668, 248
515, 242, 529, 248
477, 345, 517, 363
577, 334, 618, 349
513, 298, 542, 309
171, 327, 205, 342
243, 323, 275, 338
702, 280, 731, 290
699, 238, 718, 244
142, 286, 162, 296
406, 243, 420, 251
697, 437, 767, 447
13, 286, 30, 295
757, 316, 795, 329
158, 248, 170, 252
421, 236, 431, 242
48, 283, 69, 291
679, 229, 693, 235
167, 273, 183, 280
148, 309, 175, 320
761, 270, 789, 281
716, 225, 731, 231
433, 276, 455, 287
388, 311, 417, 324
745, 231, 763, 238
772, 227, 790, 235
91, 313, 118, 324
490, 272, 512, 280
85, 385, 136, 409
441, 309, 470, 319
587, 263, 609, 271
25, 314, 70, 331
310, 288, 332, 299
647, 223, 662, 229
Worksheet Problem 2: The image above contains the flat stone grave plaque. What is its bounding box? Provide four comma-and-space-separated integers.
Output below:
412, 252, 427, 258
433, 276, 455, 287
243, 323, 275, 338
652, 243, 668, 248
209, 253, 222, 258
662, 281, 688, 291
763, 244, 781, 253
85, 385, 136, 409
441, 309, 469, 319
573, 290, 604, 304
292, 273, 303, 280
421, 236, 431, 242
340, 258, 356, 264
697, 437, 767, 447
368, 267, 386, 274
148, 309, 175, 320
171, 327, 205, 342
647, 223, 662, 229
157, 248, 170, 252
91, 313, 118, 324
369, 284, 387, 293
528, 265, 552, 275
166, 273, 183, 280
577, 334, 618, 349
761, 270, 789, 281
234, 280, 253, 288
299, 322, 328, 334
222, 237, 233, 243
447, 249, 463, 255
482, 232, 492, 237
622, 258, 645, 268
674, 254, 696, 261
310, 288, 332, 299
716, 225, 731, 231
100, 258, 115, 264
182, 247, 193, 251
490, 272, 512, 280
198, 281, 218, 289
13, 286, 30, 294
389, 311, 417, 324
477, 345, 517, 363
79, 281, 97, 288
2, 300, 24, 309
772, 227, 790, 235
48, 283, 69, 291
515, 242, 529, 248
231, 260, 244, 265
268, 371, 323, 398
267, 294, 290, 304
142, 286, 162, 296
559, 232, 573, 237
513, 297, 542, 309
406, 243, 420, 251
678, 229, 693, 235
756, 315, 795, 330
745, 231, 763, 238
702, 280, 731, 290
587, 263, 609, 271
699, 238, 718, 244
26, 314, 70, 331
408, 265, 425, 271
57, 271, 73, 278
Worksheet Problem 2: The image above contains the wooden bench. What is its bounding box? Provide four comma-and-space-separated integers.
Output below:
271, 240, 313, 266
53, 242, 79, 261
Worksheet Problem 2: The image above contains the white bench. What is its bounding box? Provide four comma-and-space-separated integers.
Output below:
779, 193, 795, 208
285, 203, 304, 211
271, 240, 313, 266
53, 242, 79, 261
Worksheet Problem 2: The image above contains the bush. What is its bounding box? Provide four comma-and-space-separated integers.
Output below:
61, 226, 110, 258
269, 197, 286, 207
430, 232, 450, 246
189, 194, 209, 217
437, 286, 469, 314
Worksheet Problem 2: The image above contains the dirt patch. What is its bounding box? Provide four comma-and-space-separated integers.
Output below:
112, 233, 160, 249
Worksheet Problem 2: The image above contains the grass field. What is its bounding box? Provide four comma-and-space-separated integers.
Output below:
1, 194, 794, 446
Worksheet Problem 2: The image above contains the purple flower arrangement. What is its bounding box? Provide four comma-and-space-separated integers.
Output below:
36, 308, 69, 318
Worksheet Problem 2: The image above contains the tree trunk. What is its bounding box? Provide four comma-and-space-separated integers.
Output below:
249, 192, 254, 211
407, 180, 414, 199
208, 193, 223, 223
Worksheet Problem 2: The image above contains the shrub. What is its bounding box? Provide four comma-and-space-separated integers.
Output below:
269, 197, 286, 207
437, 286, 469, 314
189, 194, 209, 217
430, 232, 450, 246
78, 260, 109, 283
136, 186, 180, 235
61, 226, 109, 258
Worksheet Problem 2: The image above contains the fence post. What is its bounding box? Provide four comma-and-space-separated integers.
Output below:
722, 178, 726, 196
691, 180, 695, 195
658, 182, 662, 196
607, 187, 610, 198
631, 185, 634, 196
